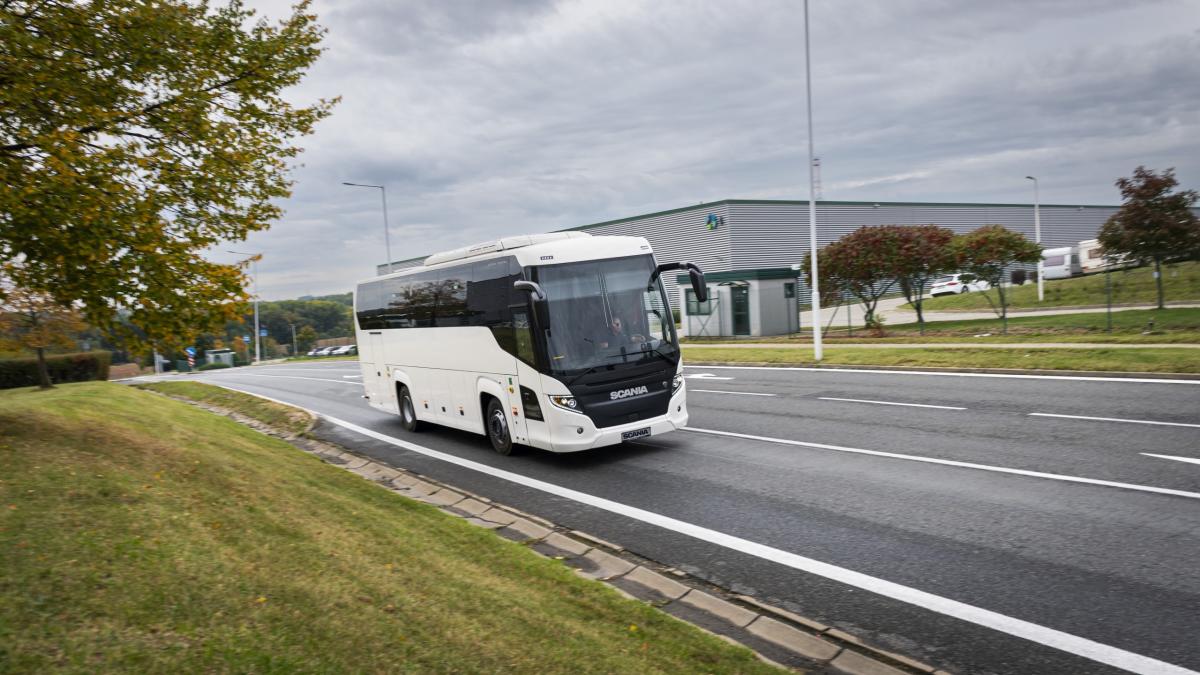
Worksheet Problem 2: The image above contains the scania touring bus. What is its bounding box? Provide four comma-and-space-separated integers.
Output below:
353, 232, 707, 454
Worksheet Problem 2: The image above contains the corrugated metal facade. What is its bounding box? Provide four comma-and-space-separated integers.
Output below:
379, 199, 1196, 309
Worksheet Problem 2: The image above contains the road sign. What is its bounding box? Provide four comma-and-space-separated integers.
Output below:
242, 335, 251, 344
184, 346, 196, 357
259, 329, 268, 337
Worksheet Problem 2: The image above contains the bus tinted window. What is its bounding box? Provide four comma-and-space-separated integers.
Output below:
438, 268, 470, 327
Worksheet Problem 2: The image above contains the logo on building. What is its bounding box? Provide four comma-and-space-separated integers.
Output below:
610, 385, 649, 400
706, 213, 723, 231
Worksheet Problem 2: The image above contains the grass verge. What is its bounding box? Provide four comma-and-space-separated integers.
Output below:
136, 381, 312, 436
282, 356, 357, 363
920, 260, 1199, 311
0, 382, 775, 673
681, 346, 1200, 373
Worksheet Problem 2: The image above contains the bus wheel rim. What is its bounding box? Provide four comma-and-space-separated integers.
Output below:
490, 410, 507, 440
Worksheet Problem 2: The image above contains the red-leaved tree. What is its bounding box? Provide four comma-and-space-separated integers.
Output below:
953, 225, 1042, 334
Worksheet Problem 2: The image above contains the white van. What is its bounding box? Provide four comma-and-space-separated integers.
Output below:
1042, 246, 1082, 280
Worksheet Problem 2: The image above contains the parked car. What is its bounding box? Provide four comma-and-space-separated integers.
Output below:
306, 347, 324, 357
930, 273, 990, 297
330, 344, 357, 356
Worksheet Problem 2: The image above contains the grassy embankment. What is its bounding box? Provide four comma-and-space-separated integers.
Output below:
683, 308, 1200, 345
282, 355, 357, 363
0, 382, 775, 673
919, 260, 1200, 311
681, 345, 1200, 373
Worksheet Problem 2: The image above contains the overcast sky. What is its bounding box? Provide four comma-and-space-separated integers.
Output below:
220, 0, 1200, 299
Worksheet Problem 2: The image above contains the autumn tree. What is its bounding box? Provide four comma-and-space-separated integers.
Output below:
801, 248, 849, 337
953, 225, 1042, 334
0, 1, 336, 351
296, 325, 318, 352
891, 225, 956, 333
0, 274, 86, 388
813, 226, 907, 328
1098, 167, 1200, 309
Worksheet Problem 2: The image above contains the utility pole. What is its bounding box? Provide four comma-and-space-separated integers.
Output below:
228, 250, 262, 363
804, 0, 823, 361
290, 323, 297, 356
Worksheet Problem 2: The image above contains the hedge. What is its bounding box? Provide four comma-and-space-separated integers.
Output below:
0, 352, 112, 390
197, 362, 231, 371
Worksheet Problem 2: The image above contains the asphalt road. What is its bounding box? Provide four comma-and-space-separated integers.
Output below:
178, 361, 1200, 675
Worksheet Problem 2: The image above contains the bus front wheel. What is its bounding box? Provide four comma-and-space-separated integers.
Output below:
399, 385, 422, 432
485, 397, 514, 456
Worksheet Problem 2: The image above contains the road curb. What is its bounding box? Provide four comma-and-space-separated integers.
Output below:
151, 388, 949, 674
685, 360, 1200, 380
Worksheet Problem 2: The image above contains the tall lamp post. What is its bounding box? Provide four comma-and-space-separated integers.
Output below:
804, 0, 823, 361
228, 250, 262, 363
1025, 176, 1043, 302
342, 182, 393, 274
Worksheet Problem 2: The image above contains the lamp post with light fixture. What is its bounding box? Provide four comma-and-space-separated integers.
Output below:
1025, 176, 1043, 301
342, 182, 393, 274
804, 0, 823, 361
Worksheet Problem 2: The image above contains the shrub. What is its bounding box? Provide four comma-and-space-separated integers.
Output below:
197, 362, 231, 371
0, 352, 112, 389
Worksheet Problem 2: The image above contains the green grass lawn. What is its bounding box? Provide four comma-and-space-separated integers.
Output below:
681, 346, 1200, 373
282, 355, 357, 363
682, 308, 1200, 344
920, 260, 1200, 311
0, 382, 776, 673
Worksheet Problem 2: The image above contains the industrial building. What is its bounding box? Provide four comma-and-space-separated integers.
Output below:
382, 199, 1124, 314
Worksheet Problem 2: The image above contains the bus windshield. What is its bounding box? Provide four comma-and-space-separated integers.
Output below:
534, 254, 678, 376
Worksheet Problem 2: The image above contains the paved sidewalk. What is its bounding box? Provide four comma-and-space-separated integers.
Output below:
681, 342, 1200, 350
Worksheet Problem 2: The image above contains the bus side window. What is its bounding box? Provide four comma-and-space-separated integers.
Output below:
512, 308, 535, 365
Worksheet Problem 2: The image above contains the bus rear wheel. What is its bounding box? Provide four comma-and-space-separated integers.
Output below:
485, 397, 514, 455
399, 385, 422, 432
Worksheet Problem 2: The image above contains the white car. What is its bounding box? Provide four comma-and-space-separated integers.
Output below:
930, 273, 990, 297
330, 344, 357, 356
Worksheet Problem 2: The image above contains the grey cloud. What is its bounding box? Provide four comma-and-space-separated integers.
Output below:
231, 0, 1200, 299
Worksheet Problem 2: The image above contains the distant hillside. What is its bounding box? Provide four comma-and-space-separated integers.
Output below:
297, 292, 352, 306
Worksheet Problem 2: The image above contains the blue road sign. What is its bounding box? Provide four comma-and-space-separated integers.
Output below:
242, 335, 251, 344
259, 329, 268, 337
184, 346, 196, 357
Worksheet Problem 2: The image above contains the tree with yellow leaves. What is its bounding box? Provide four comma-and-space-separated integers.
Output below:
0, 271, 86, 388
0, 1, 337, 351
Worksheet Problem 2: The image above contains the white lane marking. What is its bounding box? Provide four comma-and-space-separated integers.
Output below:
1029, 413, 1200, 429
683, 427, 1200, 501
1142, 453, 1200, 466
342, 375, 362, 379
683, 364, 1200, 385
818, 396, 966, 410
685, 373, 735, 381
691, 389, 776, 397
211, 373, 360, 386
206, 382, 1196, 675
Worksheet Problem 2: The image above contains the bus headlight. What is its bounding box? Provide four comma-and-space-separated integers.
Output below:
549, 395, 583, 413
672, 373, 683, 394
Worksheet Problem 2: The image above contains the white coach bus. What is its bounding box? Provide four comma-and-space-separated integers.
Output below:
353, 232, 707, 454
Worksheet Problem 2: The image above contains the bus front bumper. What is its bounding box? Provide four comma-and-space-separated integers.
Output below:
542, 391, 688, 453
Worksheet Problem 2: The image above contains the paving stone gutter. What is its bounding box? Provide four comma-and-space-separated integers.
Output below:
150, 389, 951, 675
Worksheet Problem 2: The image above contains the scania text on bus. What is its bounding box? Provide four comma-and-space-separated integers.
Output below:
352, 232, 707, 454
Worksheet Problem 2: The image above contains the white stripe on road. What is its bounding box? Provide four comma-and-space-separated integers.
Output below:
683, 426, 1200, 501
818, 396, 965, 410
342, 375, 362, 379
215, 373, 361, 386
1142, 453, 1200, 466
691, 389, 776, 397
683, 364, 1200, 385
1029, 413, 1200, 429
210, 382, 1195, 675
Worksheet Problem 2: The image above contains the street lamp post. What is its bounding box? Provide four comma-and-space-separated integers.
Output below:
342, 182, 393, 274
289, 323, 297, 356
1025, 176, 1043, 302
804, 0, 823, 361
228, 250, 262, 363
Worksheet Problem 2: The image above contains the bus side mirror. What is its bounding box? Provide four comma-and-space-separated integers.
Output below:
652, 261, 707, 302
513, 280, 546, 302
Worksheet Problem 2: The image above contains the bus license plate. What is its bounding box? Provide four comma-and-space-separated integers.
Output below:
621, 427, 651, 441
